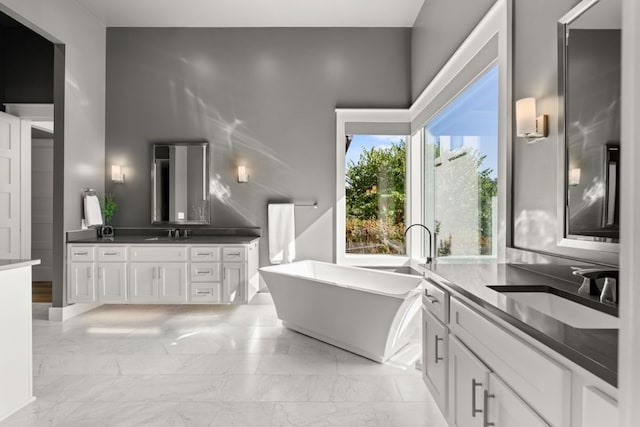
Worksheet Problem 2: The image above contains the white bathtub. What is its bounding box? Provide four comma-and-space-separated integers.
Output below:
259, 260, 423, 363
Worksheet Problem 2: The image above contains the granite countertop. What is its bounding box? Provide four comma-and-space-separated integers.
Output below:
68, 235, 260, 245
0, 259, 41, 272
419, 262, 618, 387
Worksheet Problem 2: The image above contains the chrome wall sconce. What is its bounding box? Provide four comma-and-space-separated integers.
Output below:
516, 97, 549, 143
237, 165, 249, 183
111, 165, 125, 184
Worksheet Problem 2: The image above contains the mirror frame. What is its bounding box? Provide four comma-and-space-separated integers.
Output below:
556, 0, 620, 253
151, 141, 210, 225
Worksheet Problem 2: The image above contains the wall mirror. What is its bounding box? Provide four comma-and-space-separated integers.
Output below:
151, 142, 210, 225
558, 0, 621, 250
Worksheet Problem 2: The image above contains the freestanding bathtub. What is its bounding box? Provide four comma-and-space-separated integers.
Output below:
259, 260, 423, 363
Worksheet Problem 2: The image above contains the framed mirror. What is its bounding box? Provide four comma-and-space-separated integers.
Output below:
558, 0, 621, 251
151, 142, 210, 225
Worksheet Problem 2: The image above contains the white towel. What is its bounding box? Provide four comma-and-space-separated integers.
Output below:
84, 194, 103, 227
268, 203, 296, 264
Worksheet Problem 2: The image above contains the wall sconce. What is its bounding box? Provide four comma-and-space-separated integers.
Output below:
111, 165, 125, 184
237, 165, 249, 183
569, 168, 581, 186
516, 97, 549, 143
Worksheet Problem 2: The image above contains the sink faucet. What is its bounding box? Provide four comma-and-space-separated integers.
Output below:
572, 268, 619, 303
404, 224, 435, 265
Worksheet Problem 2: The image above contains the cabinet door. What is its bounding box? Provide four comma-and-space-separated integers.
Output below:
98, 262, 127, 303
423, 307, 448, 415
68, 262, 96, 303
449, 336, 490, 427
487, 373, 549, 427
129, 263, 158, 303
222, 262, 245, 303
158, 263, 188, 303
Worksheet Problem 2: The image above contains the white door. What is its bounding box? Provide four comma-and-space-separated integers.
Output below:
158, 263, 187, 303
223, 262, 245, 303
129, 263, 158, 303
0, 112, 22, 259
423, 307, 449, 415
98, 262, 127, 303
31, 139, 53, 281
487, 373, 549, 427
449, 336, 490, 427
68, 262, 96, 303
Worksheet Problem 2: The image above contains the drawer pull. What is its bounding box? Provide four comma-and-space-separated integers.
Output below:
483, 390, 495, 427
196, 270, 211, 275
425, 294, 439, 304
196, 252, 212, 256
103, 252, 118, 256
472, 379, 483, 417
74, 251, 89, 256
435, 335, 444, 363
196, 290, 212, 296
227, 252, 241, 256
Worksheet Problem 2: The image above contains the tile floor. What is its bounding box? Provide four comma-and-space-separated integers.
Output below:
2, 295, 448, 426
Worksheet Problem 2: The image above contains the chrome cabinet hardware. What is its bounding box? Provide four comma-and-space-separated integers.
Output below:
227, 251, 241, 256
103, 252, 118, 256
196, 270, 210, 275
435, 335, 444, 363
472, 379, 483, 417
74, 251, 89, 256
483, 390, 495, 427
195, 252, 212, 256
196, 290, 212, 296
425, 293, 439, 304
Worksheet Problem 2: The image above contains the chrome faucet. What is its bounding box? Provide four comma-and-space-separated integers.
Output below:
572, 268, 619, 303
404, 224, 436, 265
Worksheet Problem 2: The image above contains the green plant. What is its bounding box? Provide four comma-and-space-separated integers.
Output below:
100, 194, 118, 224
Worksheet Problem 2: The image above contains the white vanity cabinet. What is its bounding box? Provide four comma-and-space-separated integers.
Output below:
423, 278, 565, 427
422, 279, 450, 415
67, 240, 259, 305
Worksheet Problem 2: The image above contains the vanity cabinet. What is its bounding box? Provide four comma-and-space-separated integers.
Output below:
423, 278, 567, 427
422, 279, 450, 415
67, 241, 258, 305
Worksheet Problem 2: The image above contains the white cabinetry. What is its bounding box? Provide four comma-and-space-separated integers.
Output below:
449, 336, 490, 427
423, 278, 570, 427
67, 240, 259, 305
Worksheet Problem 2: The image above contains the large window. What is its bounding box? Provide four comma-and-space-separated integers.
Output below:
345, 135, 407, 255
424, 65, 499, 260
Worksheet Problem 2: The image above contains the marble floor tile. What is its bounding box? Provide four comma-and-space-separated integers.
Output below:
0, 302, 448, 427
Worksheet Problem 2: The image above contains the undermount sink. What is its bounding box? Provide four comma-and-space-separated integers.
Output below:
497, 290, 618, 329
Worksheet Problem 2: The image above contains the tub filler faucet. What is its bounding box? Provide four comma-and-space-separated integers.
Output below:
404, 224, 436, 266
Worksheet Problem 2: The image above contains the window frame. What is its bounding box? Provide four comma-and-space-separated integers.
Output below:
335, 109, 413, 266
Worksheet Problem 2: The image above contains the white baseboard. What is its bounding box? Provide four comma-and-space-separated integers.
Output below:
0, 396, 35, 423
48, 303, 101, 321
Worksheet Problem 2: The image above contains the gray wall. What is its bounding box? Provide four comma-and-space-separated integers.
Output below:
411, 0, 495, 102
105, 28, 411, 265
512, 0, 618, 265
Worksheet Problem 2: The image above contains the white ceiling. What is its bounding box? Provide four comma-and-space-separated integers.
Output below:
74, 0, 426, 28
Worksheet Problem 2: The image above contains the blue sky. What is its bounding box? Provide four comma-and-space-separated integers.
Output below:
346, 64, 499, 179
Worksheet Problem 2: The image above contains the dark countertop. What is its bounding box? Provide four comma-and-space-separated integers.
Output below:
68, 235, 260, 245
67, 227, 261, 245
0, 259, 41, 272
418, 262, 618, 387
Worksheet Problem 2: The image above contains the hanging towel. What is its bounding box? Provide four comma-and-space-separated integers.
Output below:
84, 194, 103, 227
268, 203, 296, 264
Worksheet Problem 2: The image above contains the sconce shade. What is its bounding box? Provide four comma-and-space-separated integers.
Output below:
111, 165, 124, 183
516, 97, 549, 142
238, 165, 249, 183
516, 97, 537, 136
569, 168, 581, 186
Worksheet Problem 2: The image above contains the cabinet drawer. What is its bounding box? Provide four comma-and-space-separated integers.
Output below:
190, 263, 221, 282
130, 246, 187, 262
423, 278, 449, 324
190, 283, 222, 303
223, 247, 245, 262
450, 297, 570, 427
69, 246, 95, 262
190, 247, 221, 262
98, 246, 127, 262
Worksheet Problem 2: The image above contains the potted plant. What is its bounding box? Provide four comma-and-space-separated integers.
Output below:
99, 193, 118, 238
